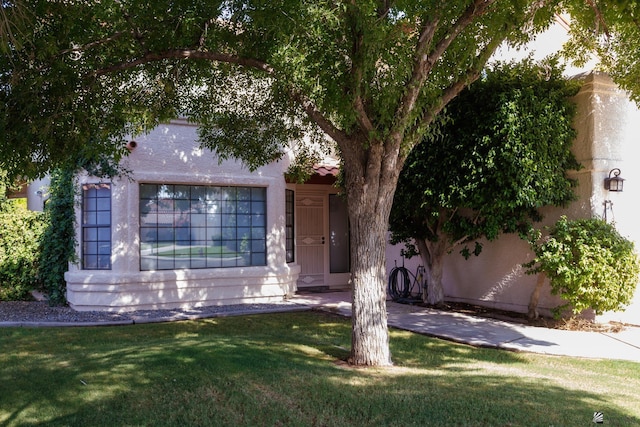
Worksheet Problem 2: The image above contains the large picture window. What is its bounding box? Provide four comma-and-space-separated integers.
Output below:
139, 184, 267, 270
82, 183, 112, 270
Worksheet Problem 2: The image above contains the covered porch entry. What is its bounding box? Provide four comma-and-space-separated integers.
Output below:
288, 165, 351, 291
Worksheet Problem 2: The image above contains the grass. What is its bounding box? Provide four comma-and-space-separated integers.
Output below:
1, 311, 639, 426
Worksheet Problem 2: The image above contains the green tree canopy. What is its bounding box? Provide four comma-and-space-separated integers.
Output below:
1, 1, 639, 366
390, 58, 581, 305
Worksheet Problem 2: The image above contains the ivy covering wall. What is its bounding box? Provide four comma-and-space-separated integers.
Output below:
37, 168, 77, 305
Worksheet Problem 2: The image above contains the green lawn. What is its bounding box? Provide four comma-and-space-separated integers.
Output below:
1, 311, 638, 426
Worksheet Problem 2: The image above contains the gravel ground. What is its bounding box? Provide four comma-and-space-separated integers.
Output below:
0, 300, 307, 325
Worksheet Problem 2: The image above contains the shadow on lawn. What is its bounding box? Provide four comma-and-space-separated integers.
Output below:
1, 312, 638, 426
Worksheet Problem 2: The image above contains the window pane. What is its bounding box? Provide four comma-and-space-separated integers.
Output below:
83, 211, 96, 225
96, 212, 110, 225
252, 187, 266, 201
251, 201, 265, 215
84, 255, 97, 269
96, 186, 110, 198
191, 213, 206, 227
251, 253, 266, 265
237, 201, 251, 213
139, 184, 268, 270
98, 243, 111, 255
98, 228, 110, 241
140, 184, 158, 199
83, 242, 97, 255
96, 197, 110, 211
84, 228, 97, 242
97, 255, 111, 269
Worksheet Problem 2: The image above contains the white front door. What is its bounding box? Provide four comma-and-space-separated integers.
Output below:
295, 187, 351, 290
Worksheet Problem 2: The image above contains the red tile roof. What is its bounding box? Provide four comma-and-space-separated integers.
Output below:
312, 163, 340, 177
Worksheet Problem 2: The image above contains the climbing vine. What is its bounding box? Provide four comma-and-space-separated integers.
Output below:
37, 168, 77, 305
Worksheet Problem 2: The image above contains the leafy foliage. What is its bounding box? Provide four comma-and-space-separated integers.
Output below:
525, 217, 640, 316
0, 0, 565, 183
37, 168, 77, 305
0, 199, 46, 301
390, 58, 581, 304
564, 2, 640, 105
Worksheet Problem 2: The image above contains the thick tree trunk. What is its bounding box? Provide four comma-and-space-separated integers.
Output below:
348, 209, 393, 366
341, 138, 400, 367
416, 238, 447, 306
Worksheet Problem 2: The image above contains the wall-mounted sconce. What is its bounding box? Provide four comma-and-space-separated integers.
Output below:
604, 168, 624, 192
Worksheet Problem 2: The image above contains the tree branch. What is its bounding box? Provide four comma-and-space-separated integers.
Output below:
405, 34, 503, 151
289, 88, 350, 147
198, 18, 216, 48
58, 32, 126, 58
389, 15, 439, 140
92, 49, 275, 76
119, 4, 146, 51
585, 0, 610, 38
390, 0, 496, 149
376, 0, 392, 21
426, 0, 496, 74
346, 3, 376, 139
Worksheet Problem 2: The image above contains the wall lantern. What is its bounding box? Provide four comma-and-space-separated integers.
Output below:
604, 168, 625, 192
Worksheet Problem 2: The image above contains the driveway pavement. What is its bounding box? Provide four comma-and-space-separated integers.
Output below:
291, 291, 640, 363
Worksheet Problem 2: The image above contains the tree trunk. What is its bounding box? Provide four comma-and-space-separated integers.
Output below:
416, 238, 447, 306
341, 138, 401, 367
348, 208, 393, 366
528, 273, 546, 319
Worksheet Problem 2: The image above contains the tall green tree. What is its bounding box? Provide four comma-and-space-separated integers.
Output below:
390, 58, 581, 306
1, 1, 638, 366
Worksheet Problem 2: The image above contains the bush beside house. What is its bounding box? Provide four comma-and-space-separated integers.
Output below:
0, 199, 46, 300
525, 216, 640, 318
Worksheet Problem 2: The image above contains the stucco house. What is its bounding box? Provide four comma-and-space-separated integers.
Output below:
23, 69, 637, 321
31, 120, 347, 311
21, 15, 640, 319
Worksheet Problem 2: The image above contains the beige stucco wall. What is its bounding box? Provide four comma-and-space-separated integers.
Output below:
25, 177, 50, 211
65, 120, 300, 312
435, 72, 640, 322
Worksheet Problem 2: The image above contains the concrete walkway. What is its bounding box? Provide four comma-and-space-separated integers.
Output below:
291, 291, 640, 363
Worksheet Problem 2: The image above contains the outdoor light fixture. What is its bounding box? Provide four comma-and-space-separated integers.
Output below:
604, 168, 625, 192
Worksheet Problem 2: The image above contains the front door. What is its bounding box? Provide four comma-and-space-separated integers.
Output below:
296, 190, 326, 288
295, 187, 351, 290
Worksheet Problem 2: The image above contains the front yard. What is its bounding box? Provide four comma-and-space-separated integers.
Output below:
1, 311, 638, 426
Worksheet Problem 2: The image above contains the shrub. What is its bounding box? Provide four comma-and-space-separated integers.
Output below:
0, 200, 47, 300
526, 216, 640, 316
